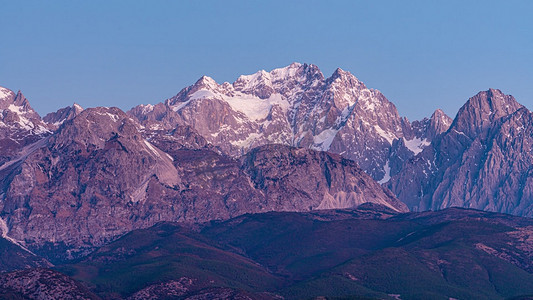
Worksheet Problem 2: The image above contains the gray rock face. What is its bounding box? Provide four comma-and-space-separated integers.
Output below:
411, 109, 453, 140
389, 89, 533, 217
0, 105, 404, 259
43, 103, 84, 129
1, 107, 183, 257
241, 145, 407, 212
128, 63, 448, 181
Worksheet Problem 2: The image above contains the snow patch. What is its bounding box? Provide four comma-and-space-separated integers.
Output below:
33, 125, 51, 135
452, 129, 468, 137
378, 160, 391, 184
270, 62, 302, 80
312, 128, 339, 151
7, 104, 33, 130
144, 140, 162, 159
374, 125, 396, 144
224, 93, 288, 121
234, 62, 303, 92
94, 111, 120, 122
172, 100, 192, 112
0, 87, 14, 100
139, 104, 154, 114
230, 133, 261, 149
403, 137, 430, 155
236, 70, 272, 90
106, 112, 120, 122
189, 89, 217, 101
186, 89, 289, 121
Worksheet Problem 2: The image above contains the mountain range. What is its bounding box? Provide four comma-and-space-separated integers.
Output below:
127, 63, 532, 217
128, 63, 452, 182
0, 82, 405, 260
1, 63, 533, 299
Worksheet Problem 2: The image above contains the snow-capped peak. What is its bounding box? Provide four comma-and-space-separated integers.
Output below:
0, 86, 15, 101
194, 75, 219, 90
234, 63, 305, 87
329, 67, 362, 84
270, 62, 302, 79
234, 69, 273, 92
132, 63, 425, 181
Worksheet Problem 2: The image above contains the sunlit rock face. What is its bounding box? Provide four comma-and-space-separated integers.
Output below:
129, 63, 448, 182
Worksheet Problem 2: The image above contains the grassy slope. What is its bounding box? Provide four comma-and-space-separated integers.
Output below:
55, 208, 533, 299
57, 223, 283, 298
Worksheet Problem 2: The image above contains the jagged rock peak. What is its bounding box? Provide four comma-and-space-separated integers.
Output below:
194, 75, 218, 89
330, 67, 355, 80
13, 91, 31, 109
431, 108, 450, 120
428, 108, 453, 135
411, 109, 452, 139
191, 63, 325, 91
451, 88, 522, 138
326, 67, 367, 93
43, 103, 84, 127
0, 86, 45, 135
66, 106, 136, 130
0, 87, 35, 114
51, 106, 143, 150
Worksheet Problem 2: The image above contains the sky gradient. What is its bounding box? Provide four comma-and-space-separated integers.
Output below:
1, 1, 532, 120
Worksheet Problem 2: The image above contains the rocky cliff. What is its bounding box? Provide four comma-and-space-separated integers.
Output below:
389, 89, 533, 217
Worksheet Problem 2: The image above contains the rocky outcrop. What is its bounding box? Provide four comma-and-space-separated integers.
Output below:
411, 109, 453, 140
388, 89, 533, 217
0, 268, 98, 299
128, 278, 194, 299
242, 145, 407, 212
43, 103, 84, 129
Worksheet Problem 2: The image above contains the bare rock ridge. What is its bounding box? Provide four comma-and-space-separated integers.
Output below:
389, 89, 533, 217
0, 88, 404, 259
241, 144, 407, 212
128, 63, 449, 181
411, 108, 453, 140
43, 102, 84, 129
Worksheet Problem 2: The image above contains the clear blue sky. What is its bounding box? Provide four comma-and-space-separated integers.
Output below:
1, 0, 532, 120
